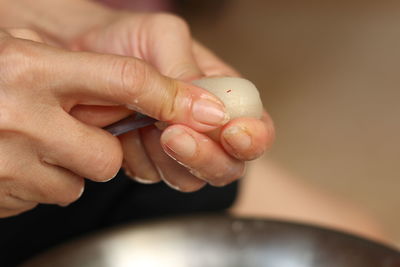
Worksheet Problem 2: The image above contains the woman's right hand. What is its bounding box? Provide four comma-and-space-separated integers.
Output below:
0, 28, 228, 218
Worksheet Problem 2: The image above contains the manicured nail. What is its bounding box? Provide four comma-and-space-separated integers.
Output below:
192, 98, 229, 126
161, 127, 197, 159
223, 126, 252, 151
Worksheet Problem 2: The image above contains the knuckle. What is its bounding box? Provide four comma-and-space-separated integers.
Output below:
112, 57, 183, 121
0, 38, 37, 86
115, 58, 149, 101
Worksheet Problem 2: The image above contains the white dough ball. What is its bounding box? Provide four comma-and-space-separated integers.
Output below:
192, 77, 263, 120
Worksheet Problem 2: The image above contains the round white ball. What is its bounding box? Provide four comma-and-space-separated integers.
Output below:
192, 77, 263, 120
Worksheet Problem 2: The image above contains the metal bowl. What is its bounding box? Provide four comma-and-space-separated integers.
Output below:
22, 214, 400, 267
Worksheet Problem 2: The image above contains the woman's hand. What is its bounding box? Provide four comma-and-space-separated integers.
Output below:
71, 12, 275, 191
0, 28, 227, 217
0, 0, 275, 192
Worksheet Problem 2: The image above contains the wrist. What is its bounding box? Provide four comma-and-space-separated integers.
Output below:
0, 0, 118, 45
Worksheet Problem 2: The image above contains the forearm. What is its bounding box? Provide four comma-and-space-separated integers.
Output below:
0, 0, 115, 44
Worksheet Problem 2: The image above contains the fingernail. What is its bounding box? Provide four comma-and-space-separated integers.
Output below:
161, 127, 197, 159
223, 126, 252, 151
133, 176, 159, 184
192, 98, 229, 126
124, 167, 159, 184
162, 178, 182, 191
101, 169, 120, 183
153, 165, 182, 191
77, 185, 85, 199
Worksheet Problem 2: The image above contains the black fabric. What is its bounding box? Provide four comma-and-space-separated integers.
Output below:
0, 171, 238, 267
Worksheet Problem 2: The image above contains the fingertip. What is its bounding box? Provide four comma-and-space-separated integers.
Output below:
261, 111, 276, 150
221, 117, 274, 161
162, 81, 230, 132
132, 176, 161, 184
160, 124, 243, 186
119, 130, 161, 183
161, 125, 198, 160
123, 165, 161, 184
141, 125, 207, 193
163, 175, 206, 193
91, 134, 124, 182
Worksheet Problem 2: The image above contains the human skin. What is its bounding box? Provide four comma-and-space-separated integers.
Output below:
69, 13, 273, 189
0, 0, 274, 216
0, 27, 246, 217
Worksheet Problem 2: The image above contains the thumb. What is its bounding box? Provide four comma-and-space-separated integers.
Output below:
44, 49, 229, 132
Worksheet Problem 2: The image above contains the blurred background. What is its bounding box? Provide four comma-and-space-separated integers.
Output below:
185, 0, 400, 245
104, 0, 400, 245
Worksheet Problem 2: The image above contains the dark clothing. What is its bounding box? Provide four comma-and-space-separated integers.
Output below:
0, 171, 237, 267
